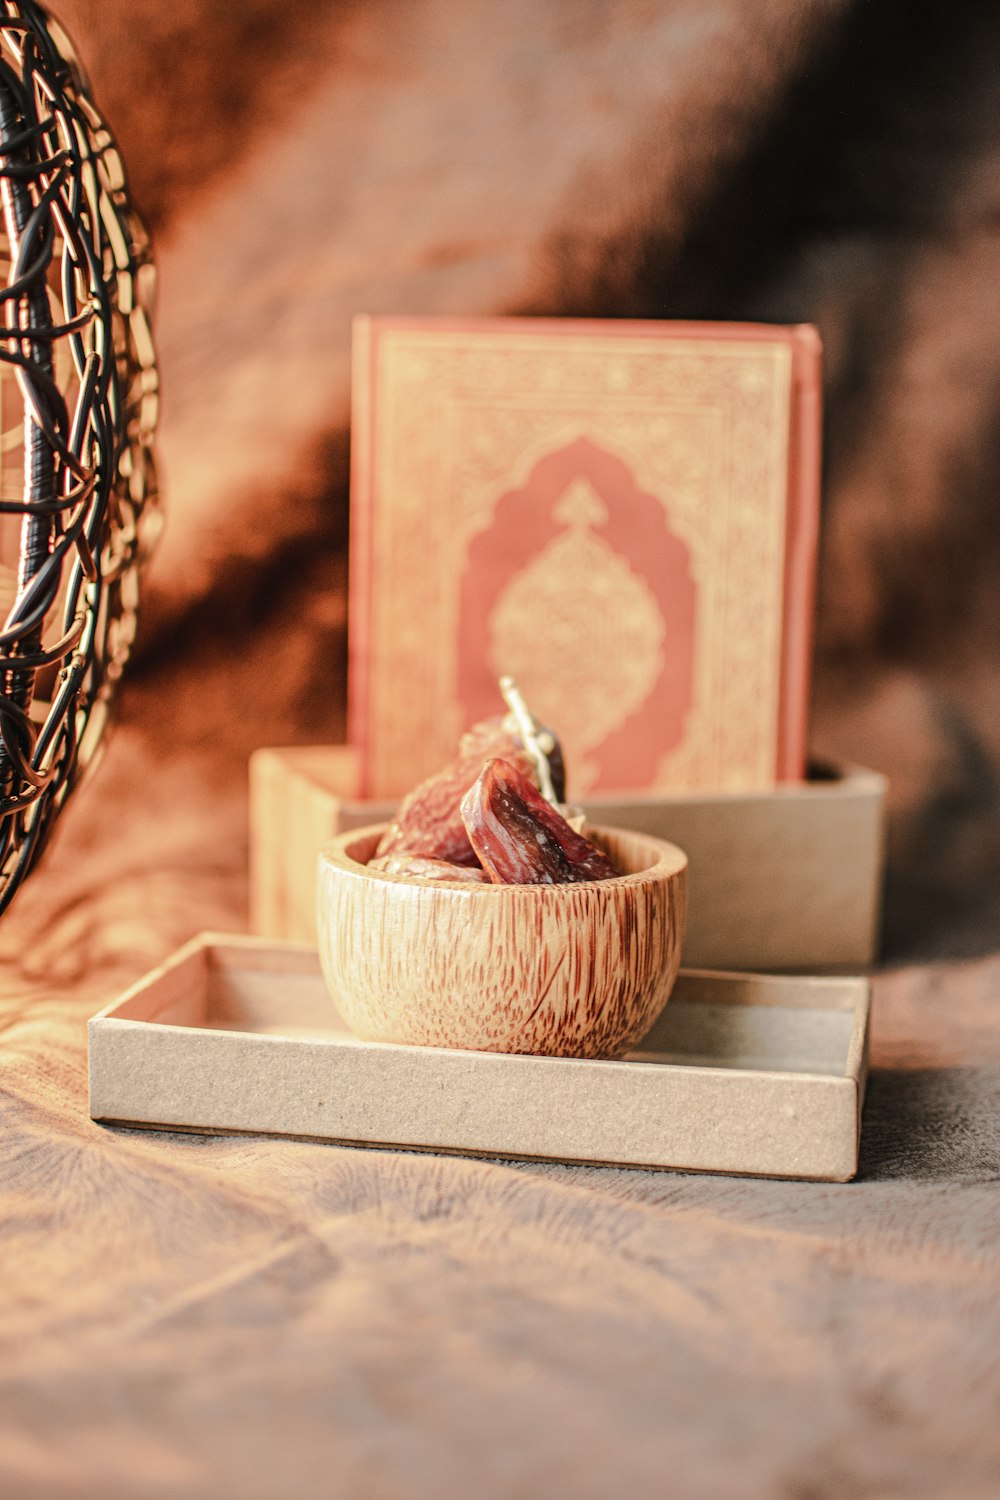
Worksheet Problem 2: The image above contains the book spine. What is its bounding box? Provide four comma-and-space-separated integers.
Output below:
777, 323, 822, 780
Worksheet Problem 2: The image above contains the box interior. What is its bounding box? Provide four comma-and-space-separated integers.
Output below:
109, 945, 862, 1081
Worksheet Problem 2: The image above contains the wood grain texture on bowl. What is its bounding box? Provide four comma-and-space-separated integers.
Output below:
317, 824, 687, 1058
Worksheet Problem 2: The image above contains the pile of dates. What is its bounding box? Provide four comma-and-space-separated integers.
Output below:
368, 715, 620, 885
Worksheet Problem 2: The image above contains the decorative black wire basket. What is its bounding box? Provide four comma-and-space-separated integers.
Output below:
0, 1, 159, 917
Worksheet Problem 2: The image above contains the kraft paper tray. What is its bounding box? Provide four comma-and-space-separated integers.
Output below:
88, 935, 871, 1182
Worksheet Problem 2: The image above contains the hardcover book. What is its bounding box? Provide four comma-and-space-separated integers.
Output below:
349, 316, 820, 800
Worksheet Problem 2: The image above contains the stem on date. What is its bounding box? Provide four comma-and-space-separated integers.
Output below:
499, 675, 559, 807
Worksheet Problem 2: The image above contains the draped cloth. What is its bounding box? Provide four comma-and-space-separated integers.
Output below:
1, 2, 998, 1493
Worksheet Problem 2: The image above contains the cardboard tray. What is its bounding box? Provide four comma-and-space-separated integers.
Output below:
88, 935, 871, 1182
249, 744, 886, 972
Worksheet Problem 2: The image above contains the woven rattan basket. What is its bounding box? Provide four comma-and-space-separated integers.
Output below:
0, 1, 158, 915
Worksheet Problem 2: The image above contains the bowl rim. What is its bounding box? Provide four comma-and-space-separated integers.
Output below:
318, 821, 687, 893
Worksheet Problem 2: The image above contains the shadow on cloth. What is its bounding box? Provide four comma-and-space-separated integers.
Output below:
858, 1066, 1000, 1181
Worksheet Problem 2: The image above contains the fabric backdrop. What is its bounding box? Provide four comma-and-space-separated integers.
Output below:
1, 3, 998, 1496
40, 0, 1000, 962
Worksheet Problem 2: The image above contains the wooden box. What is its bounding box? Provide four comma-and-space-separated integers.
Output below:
249, 745, 885, 972
89, 935, 871, 1182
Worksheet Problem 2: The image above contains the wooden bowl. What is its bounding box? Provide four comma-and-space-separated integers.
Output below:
316, 823, 687, 1058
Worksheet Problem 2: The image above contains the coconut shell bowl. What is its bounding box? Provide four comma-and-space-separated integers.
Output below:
317, 824, 687, 1059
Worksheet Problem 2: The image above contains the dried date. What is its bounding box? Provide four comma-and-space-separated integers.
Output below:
459, 714, 566, 803
368, 852, 487, 883
374, 715, 563, 866
460, 758, 619, 885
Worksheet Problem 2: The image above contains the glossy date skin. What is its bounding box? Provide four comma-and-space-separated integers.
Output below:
460, 758, 619, 885
374, 715, 565, 867
458, 716, 566, 805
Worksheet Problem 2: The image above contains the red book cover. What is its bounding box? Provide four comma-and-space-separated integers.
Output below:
349, 316, 820, 801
